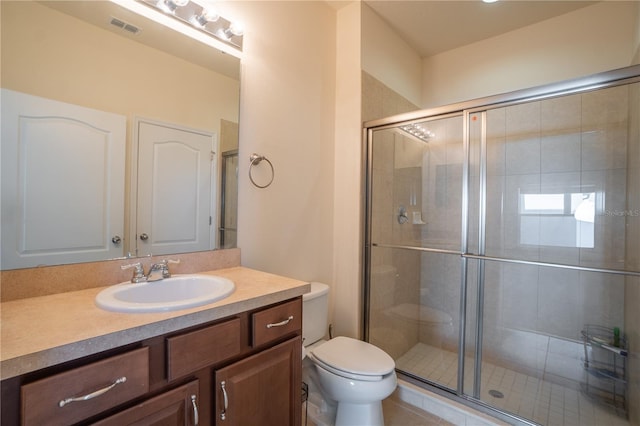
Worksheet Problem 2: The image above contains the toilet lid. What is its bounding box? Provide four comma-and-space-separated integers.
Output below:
310, 336, 395, 377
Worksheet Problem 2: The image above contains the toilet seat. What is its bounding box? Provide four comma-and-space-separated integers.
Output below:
309, 337, 395, 382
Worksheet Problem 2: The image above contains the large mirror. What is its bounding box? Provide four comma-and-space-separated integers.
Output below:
1, 0, 240, 270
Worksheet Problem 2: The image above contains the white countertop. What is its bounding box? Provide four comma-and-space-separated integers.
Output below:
1, 266, 310, 380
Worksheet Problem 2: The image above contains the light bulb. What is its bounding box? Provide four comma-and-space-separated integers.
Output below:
161, 0, 189, 13
228, 22, 244, 37
192, 7, 219, 27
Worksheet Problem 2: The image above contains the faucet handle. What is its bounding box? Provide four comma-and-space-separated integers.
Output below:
161, 258, 180, 270
149, 259, 180, 280
162, 259, 180, 277
121, 262, 146, 283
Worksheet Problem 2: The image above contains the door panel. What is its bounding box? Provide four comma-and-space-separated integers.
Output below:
135, 120, 214, 257
367, 114, 464, 392
214, 337, 301, 426
1, 89, 125, 268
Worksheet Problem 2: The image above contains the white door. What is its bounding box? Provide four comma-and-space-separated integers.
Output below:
135, 120, 215, 257
1, 89, 126, 269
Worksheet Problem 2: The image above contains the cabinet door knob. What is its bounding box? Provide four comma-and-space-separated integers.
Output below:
139, 233, 149, 241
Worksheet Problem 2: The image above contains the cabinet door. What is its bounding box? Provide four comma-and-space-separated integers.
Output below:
92, 380, 200, 426
214, 337, 302, 426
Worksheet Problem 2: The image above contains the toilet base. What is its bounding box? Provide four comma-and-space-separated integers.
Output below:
335, 401, 384, 426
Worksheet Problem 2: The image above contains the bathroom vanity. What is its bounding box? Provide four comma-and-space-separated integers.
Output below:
0, 267, 309, 425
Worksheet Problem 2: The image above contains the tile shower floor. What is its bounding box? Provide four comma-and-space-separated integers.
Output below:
396, 343, 629, 426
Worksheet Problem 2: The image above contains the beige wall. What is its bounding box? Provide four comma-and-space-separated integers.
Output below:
361, 3, 422, 107
421, 2, 639, 108
331, 2, 363, 338
228, 2, 338, 301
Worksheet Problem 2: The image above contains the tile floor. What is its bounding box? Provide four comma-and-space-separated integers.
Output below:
396, 343, 629, 426
302, 392, 453, 426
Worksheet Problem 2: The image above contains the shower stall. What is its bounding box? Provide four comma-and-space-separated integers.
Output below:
364, 66, 640, 425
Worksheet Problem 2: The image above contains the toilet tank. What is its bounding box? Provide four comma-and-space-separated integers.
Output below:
302, 282, 329, 346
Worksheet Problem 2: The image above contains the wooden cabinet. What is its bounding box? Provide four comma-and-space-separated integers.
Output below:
1, 297, 302, 426
215, 337, 302, 426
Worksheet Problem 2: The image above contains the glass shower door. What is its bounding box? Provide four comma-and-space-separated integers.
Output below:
466, 84, 638, 425
365, 68, 640, 426
366, 113, 465, 392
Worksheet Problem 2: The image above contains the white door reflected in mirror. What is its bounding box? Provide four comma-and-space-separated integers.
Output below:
133, 119, 217, 257
1, 89, 126, 269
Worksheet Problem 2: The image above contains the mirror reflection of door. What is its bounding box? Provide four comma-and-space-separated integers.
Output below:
134, 119, 216, 257
220, 151, 238, 249
1, 89, 126, 269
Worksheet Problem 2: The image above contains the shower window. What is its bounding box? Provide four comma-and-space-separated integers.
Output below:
518, 192, 596, 248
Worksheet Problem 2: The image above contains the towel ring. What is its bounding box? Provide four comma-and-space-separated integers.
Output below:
249, 153, 274, 188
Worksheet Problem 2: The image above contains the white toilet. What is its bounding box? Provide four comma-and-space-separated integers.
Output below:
303, 282, 397, 426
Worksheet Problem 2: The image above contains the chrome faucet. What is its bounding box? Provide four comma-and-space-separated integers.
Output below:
146, 259, 180, 281
121, 262, 146, 283
121, 259, 180, 283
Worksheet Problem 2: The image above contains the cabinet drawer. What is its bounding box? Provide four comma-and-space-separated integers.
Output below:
21, 347, 149, 426
167, 317, 241, 381
252, 299, 302, 347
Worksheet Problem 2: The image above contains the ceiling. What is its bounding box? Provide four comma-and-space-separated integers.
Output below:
364, 0, 596, 57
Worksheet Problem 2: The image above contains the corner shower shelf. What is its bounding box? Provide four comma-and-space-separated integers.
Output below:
580, 325, 627, 416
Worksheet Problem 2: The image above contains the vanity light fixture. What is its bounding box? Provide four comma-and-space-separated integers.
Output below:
110, 0, 244, 54
141, 0, 244, 50
400, 123, 434, 143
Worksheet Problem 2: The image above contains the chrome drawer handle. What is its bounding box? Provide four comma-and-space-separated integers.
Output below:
191, 394, 199, 426
58, 376, 127, 407
266, 315, 294, 329
220, 381, 228, 421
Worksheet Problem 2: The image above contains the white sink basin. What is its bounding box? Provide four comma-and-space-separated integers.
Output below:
95, 274, 235, 313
